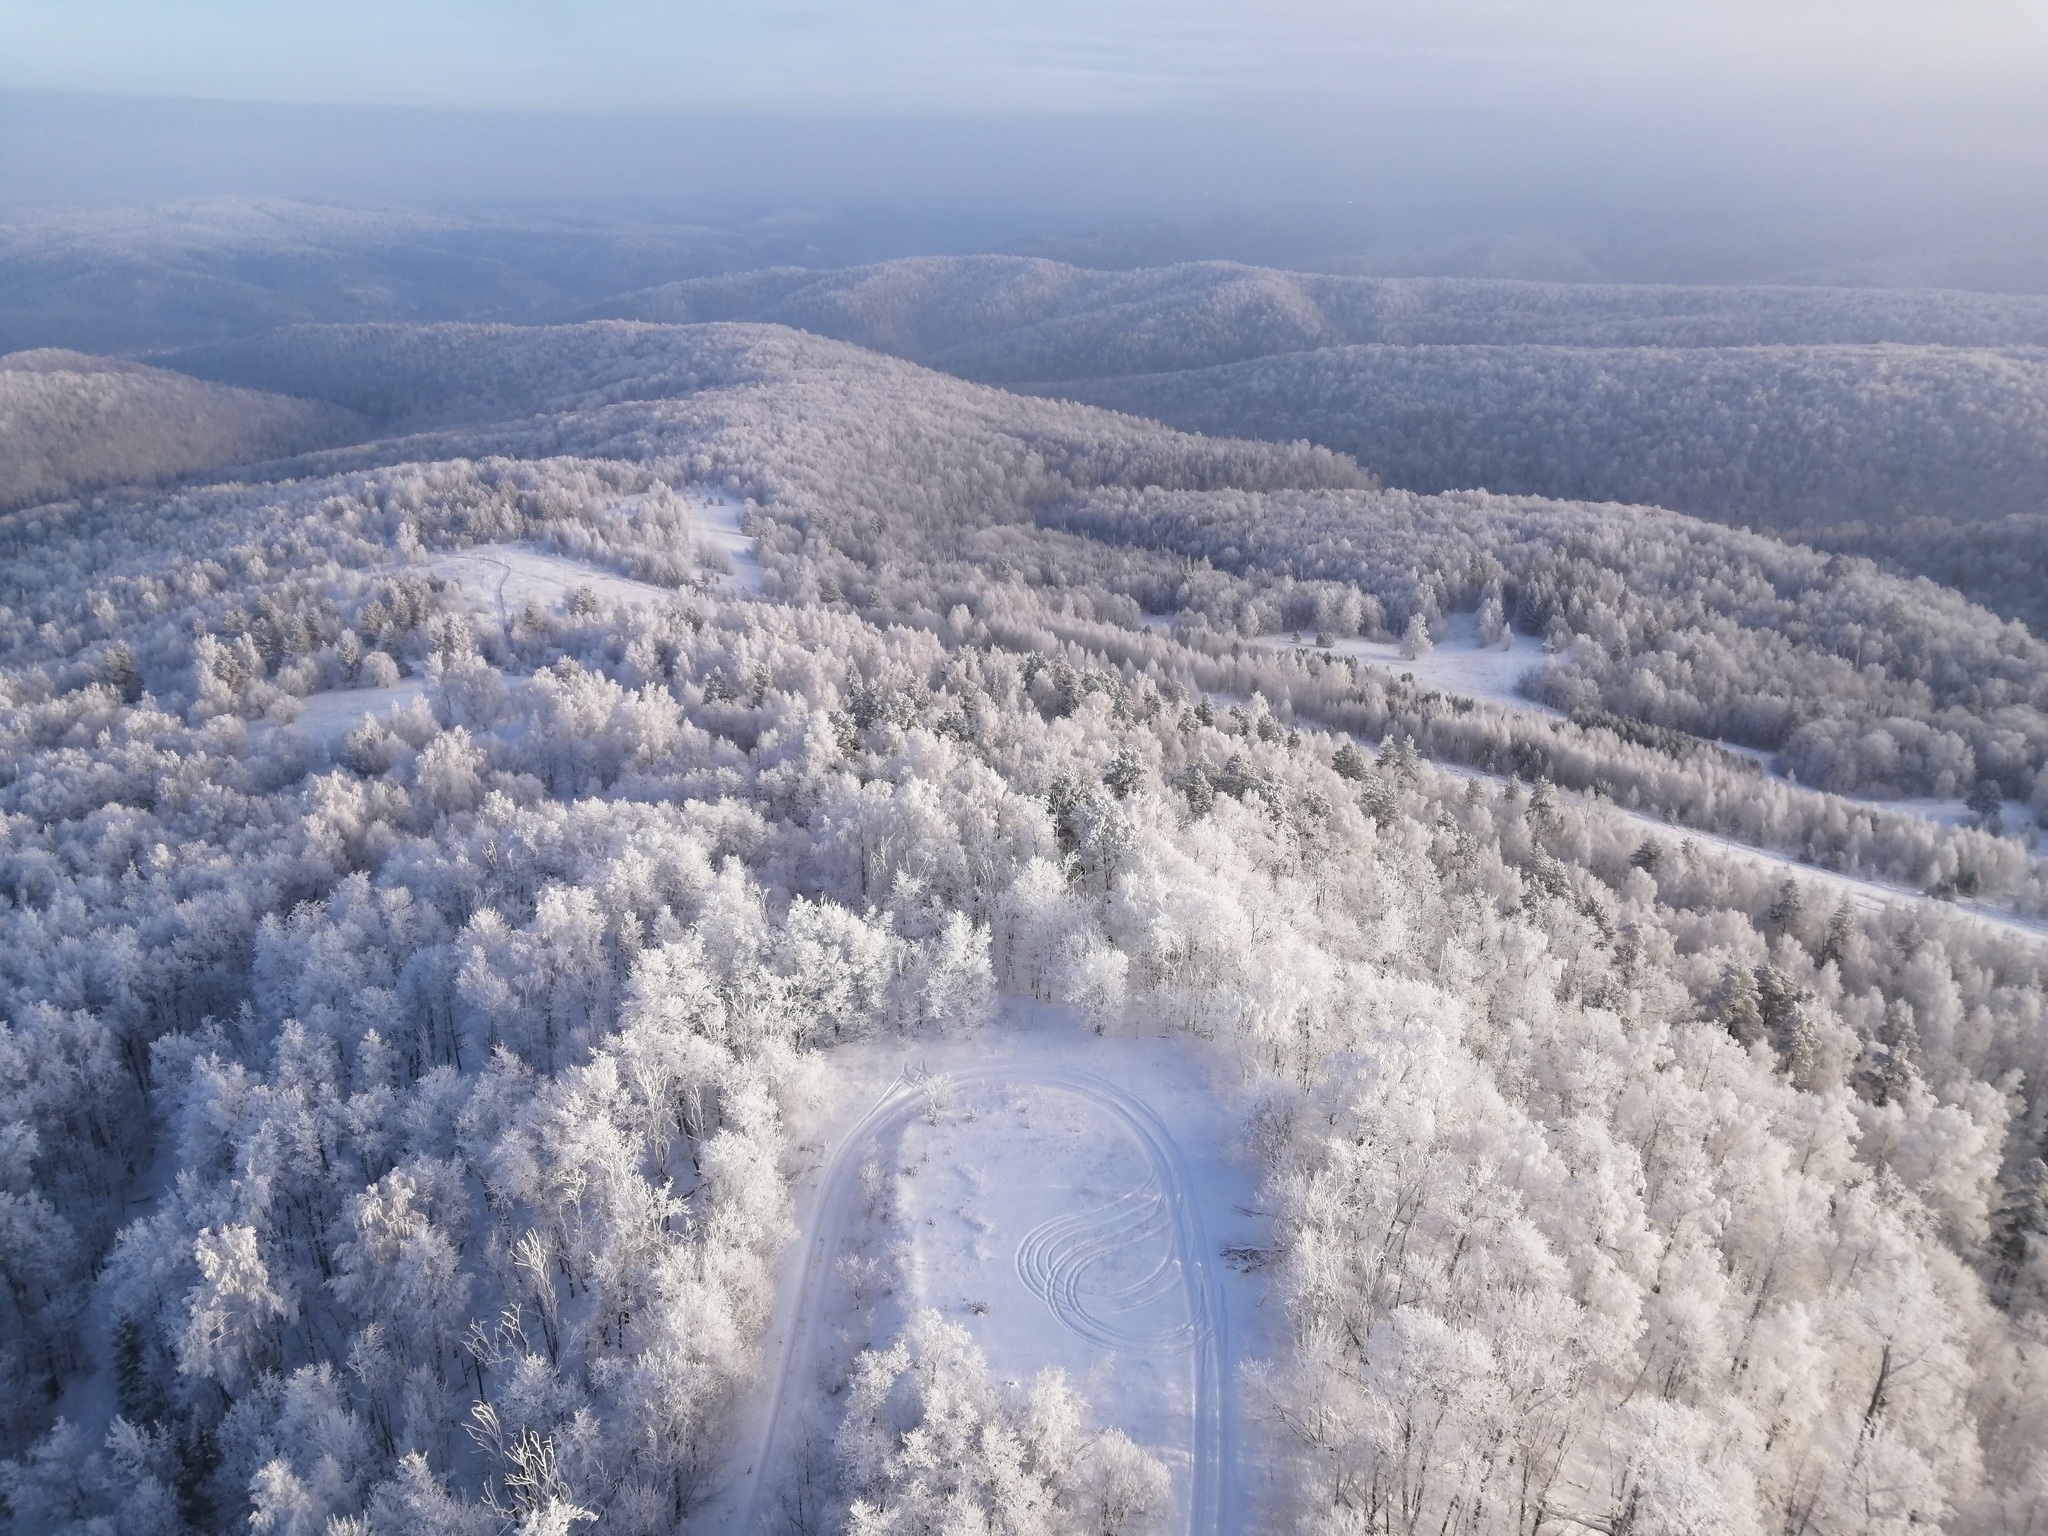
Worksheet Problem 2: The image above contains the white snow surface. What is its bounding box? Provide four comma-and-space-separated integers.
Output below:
279, 678, 431, 746
1140, 610, 1550, 719
427, 542, 680, 627
715, 1001, 1278, 1536
690, 493, 766, 595
1259, 610, 1556, 717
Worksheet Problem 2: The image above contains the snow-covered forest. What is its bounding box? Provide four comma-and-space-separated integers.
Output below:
1053, 343, 2048, 534
587, 256, 2048, 374
0, 351, 363, 511
4, 239, 2048, 1536
584, 255, 2048, 634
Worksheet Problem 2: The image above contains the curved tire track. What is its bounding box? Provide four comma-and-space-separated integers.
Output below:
1015, 1178, 1190, 1350
735, 1064, 1229, 1536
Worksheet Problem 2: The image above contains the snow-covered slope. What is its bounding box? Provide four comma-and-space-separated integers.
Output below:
0, 348, 365, 509
587, 256, 2048, 629
1050, 341, 2048, 531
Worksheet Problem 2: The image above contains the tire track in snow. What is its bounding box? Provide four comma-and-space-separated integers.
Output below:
1015, 1177, 1192, 1350
734, 1065, 1229, 1536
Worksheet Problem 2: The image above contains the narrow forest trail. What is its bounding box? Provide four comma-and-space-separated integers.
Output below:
691, 494, 766, 594
729, 1062, 1230, 1536
1604, 798, 2048, 939
1418, 754, 2048, 942
427, 542, 678, 620
1226, 622, 2046, 942
1194, 638, 2048, 942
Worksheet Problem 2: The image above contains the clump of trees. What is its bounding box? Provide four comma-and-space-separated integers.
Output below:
836, 1312, 1168, 1536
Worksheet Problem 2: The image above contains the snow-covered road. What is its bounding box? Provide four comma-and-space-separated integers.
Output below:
1182, 609, 2048, 941
731, 1059, 1232, 1536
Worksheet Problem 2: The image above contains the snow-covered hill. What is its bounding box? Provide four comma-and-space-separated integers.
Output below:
3, 313, 2046, 1536
0, 348, 365, 510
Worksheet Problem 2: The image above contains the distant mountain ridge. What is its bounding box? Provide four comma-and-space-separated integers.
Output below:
585, 255, 2048, 379
0, 198, 997, 354
1048, 341, 2048, 529
46, 207, 2045, 633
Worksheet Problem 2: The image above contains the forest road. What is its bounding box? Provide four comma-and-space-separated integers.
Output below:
731, 1063, 1229, 1536
1422, 758, 2048, 942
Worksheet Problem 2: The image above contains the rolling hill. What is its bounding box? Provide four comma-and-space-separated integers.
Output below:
0, 347, 365, 510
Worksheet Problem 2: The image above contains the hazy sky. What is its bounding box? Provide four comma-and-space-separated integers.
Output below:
4, 0, 2043, 117
4, 0, 2046, 259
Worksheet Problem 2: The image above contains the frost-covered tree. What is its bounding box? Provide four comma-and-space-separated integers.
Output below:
2, 308, 2045, 1536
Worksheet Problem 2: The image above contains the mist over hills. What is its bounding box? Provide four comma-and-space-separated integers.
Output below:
11, 194, 2048, 359
583, 255, 2048, 631
9, 195, 2042, 636
588, 255, 2048, 373
1001, 197, 2048, 294
0, 199, 1045, 355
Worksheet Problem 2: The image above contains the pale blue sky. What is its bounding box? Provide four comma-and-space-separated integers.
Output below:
2, 0, 2041, 116
5, 0, 2045, 228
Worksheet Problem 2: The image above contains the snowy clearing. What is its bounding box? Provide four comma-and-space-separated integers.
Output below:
1138, 609, 1555, 719
427, 542, 680, 627
689, 494, 766, 595
1257, 610, 1557, 718
717, 1005, 1273, 1536
259, 542, 675, 756
275, 678, 430, 747
261, 504, 766, 758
